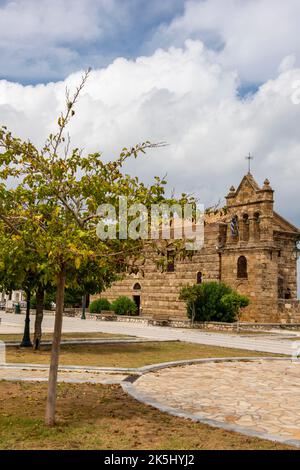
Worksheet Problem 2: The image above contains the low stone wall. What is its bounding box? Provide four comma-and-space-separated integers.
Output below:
278, 299, 300, 324
85, 313, 152, 324
79, 313, 300, 331
116, 315, 152, 324
198, 321, 300, 331
179, 321, 300, 331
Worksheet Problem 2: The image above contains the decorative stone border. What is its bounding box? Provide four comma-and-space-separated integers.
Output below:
136, 356, 293, 373
121, 357, 300, 449
0, 363, 140, 374
2, 355, 300, 447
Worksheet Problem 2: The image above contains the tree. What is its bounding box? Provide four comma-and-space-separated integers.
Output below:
179, 284, 201, 326
0, 70, 192, 425
65, 258, 120, 307
31, 289, 54, 310
0, 225, 47, 348
180, 282, 250, 323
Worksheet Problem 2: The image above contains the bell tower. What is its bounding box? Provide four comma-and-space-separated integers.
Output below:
220, 173, 279, 322
225, 173, 274, 246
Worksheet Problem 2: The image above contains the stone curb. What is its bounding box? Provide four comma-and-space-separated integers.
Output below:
1, 376, 122, 385
121, 356, 300, 449
0, 355, 296, 376
136, 355, 293, 373
0, 363, 140, 374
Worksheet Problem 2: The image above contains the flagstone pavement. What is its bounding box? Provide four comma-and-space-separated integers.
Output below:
131, 359, 300, 445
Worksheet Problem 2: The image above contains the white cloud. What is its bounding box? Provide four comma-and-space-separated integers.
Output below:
0, 0, 128, 81
0, 0, 100, 42
2, 0, 300, 86
0, 40, 300, 228
148, 0, 300, 85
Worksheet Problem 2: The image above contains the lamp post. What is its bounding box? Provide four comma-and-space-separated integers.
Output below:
20, 289, 32, 347
81, 293, 86, 320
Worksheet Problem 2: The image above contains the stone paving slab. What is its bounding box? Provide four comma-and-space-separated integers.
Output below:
129, 359, 300, 447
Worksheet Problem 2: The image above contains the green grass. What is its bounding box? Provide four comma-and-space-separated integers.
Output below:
6, 341, 280, 368
0, 332, 134, 342
0, 381, 292, 450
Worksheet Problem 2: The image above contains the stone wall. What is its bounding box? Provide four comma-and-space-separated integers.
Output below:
278, 299, 300, 324
275, 233, 298, 299
97, 222, 221, 319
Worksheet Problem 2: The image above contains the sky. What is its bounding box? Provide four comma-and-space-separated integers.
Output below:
1, 0, 300, 230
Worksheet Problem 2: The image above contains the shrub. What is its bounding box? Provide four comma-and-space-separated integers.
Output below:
89, 298, 111, 313
111, 296, 137, 316
220, 293, 249, 321
180, 282, 250, 323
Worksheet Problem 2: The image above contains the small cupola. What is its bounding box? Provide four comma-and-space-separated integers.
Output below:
263, 178, 273, 191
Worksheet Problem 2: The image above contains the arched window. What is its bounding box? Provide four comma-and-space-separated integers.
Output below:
133, 283, 141, 290
230, 215, 239, 240
254, 212, 260, 240
237, 256, 248, 279
196, 272, 202, 284
242, 214, 249, 242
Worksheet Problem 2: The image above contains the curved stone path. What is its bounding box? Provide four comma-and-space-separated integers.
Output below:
126, 359, 300, 447
2, 357, 300, 447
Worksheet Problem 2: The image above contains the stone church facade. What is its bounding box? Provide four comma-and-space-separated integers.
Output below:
100, 173, 300, 323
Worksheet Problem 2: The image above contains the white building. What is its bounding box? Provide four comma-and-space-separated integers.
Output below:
0, 291, 26, 310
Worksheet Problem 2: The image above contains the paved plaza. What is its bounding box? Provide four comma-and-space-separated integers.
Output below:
129, 359, 300, 446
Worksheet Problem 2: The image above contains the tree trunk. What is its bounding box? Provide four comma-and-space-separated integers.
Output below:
81, 293, 86, 320
20, 289, 32, 347
45, 266, 66, 426
191, 302, 196, 328
33, 286, 44, 350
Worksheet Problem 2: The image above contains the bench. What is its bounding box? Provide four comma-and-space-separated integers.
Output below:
149, 315, 170, 327
64, 308, 76, 317
90, 310, 117, 321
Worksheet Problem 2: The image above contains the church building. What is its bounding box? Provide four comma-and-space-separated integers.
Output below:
100, 173, 300, 323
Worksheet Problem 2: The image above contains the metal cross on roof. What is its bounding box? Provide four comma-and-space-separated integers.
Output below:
245, 152, 254, 173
